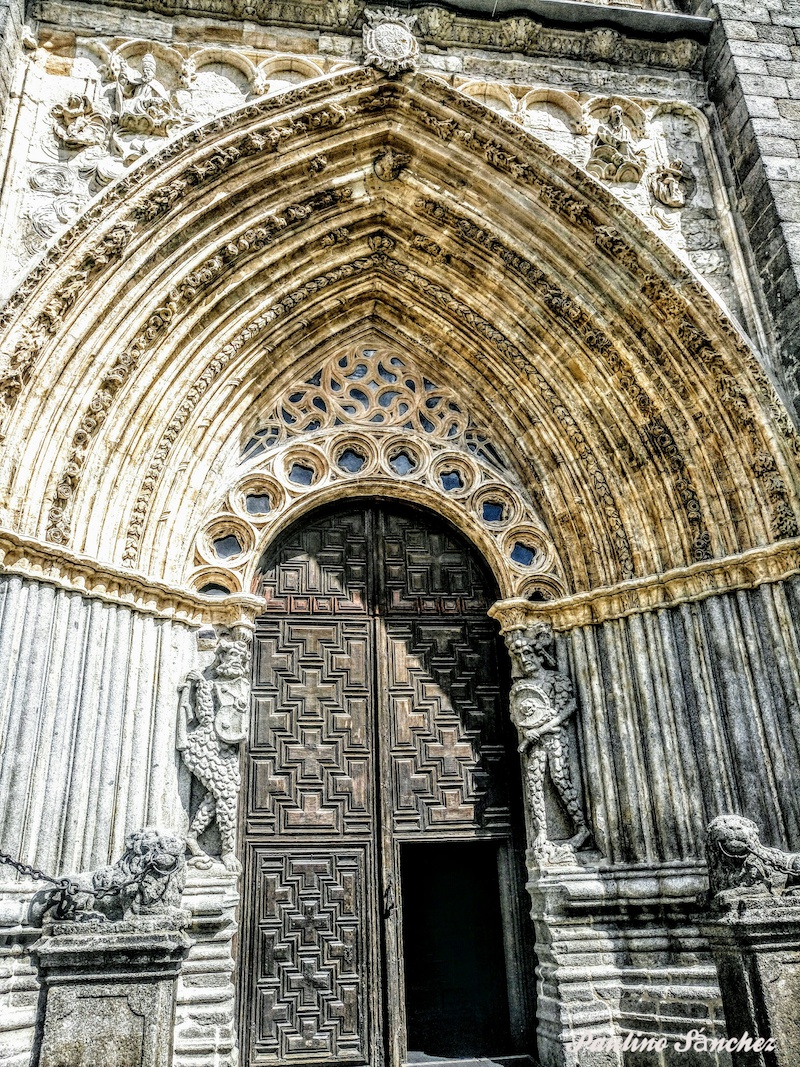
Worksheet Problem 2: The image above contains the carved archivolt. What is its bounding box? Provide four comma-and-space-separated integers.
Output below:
187, 347, 564, 602
1, 71, 798, 595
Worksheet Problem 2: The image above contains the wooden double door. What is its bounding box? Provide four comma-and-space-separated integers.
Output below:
240, 503, 535, 1067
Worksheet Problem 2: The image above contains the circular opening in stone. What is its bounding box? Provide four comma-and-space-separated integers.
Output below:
289, 462, 316, 486
338, 447, 366, 473
440, 469, 464, 492
482, 500, 505, 523
510, 541, 536, 567
213, 534, 243, 559
199, 582, 231, 598
245, 493, 272, 516
389, 450, 417, 476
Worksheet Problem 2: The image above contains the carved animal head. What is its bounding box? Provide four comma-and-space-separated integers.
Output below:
707, 813, 761, 858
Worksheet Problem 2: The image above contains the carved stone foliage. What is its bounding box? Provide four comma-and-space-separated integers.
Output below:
48, 186, 352, 547
363, 9, 420, 76
188, 345, 562, 601
5, 71, 796, 581
178, 635, 251, 871
707, 814, 800, 903
30, 828, 187, 924
504, 623, 591, 866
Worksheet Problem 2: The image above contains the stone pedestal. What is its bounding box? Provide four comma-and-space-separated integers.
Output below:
702, 898, 800, 1067
528, 859, 729, 1067
31, 917, 192, 1067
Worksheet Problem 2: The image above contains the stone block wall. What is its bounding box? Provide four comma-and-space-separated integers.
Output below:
0, 0, 24, 122
691, 0, 800, 421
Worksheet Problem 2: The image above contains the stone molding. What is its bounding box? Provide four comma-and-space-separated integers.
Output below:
49, 0, 711, 73
490, 536, 800, 632
0, 526, 264, 627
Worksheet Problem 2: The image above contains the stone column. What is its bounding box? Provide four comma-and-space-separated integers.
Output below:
702, 813, 800, 1066
702, 901, 800, 1066
32, 917, 192, 1067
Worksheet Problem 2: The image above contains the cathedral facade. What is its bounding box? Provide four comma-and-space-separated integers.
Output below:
0, 1, 799, 1065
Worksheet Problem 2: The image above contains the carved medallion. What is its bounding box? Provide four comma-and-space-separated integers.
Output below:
363, 9, 420, 76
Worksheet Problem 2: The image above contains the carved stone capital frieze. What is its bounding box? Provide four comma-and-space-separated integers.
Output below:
489, 537, 800, 633
0, 527, 264, 628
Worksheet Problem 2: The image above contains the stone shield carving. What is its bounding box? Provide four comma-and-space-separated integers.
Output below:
363, 9, 420, 76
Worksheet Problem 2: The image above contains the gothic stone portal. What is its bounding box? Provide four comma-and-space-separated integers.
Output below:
239, 502, 536, 1067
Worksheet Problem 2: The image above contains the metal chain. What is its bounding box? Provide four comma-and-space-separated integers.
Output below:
0, 847, 182, 920
0, 850, 69, 887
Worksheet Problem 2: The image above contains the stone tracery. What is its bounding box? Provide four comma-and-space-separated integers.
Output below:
189, 345, 563, 601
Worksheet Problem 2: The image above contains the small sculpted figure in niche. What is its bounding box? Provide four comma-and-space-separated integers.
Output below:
649, 159, 690, 209
110, 52, 181, 137
587, 104, 647, 184
177, 635, 249, 872
51, 94, 109, 149
505, 624, 591, 860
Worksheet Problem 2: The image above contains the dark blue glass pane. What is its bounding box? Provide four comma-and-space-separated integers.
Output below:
214, 534, 243, 559
199, 583, 231, 598
390, 452, 415, 475
441, 470, 463, 491
511, 542, 535, 566
338, 448, 366, 472
289, 463, 315, 485
246, 494, 271, 515
483, 502, 504, 522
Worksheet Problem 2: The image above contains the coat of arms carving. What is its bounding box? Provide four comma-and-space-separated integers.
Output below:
363, 8, 420, 75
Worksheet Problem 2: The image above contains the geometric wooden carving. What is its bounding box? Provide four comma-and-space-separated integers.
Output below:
244, 503, 517, 1067
251, 849, 371, 1063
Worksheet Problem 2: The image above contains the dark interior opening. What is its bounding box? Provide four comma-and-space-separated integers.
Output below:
401, 840, 512, 1060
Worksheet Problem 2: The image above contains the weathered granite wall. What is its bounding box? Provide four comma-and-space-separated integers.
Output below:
690, 0, 800, 422
0, 573, 196, 874
561, 575, 800, 868
0, 0, 24, 122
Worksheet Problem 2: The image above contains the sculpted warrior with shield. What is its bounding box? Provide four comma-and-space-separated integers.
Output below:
505, 623, 591, 858
177, 636, 249, 871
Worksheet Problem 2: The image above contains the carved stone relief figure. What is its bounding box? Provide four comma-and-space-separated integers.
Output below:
587, 103, 647, 183
707, 813, 800, 903
649, 158, 691, 209
504, 623, 591, 864
111, 52, 180, 138
29, 827, 187, 924
50, 51, 185, 189
177, 635, 250, 872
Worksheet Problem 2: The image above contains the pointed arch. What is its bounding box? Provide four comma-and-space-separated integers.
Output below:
0, 67, 797, 598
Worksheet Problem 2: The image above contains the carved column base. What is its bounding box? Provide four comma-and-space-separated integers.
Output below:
528, 860, 728, 1067
32, 916, 192, 1067
701, 898, 800, 1066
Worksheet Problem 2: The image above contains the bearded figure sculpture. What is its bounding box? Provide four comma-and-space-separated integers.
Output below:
505, 623, 591, 863
177, 635, 250, 872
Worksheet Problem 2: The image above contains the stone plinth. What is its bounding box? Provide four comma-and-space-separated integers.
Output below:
31, 917, 192, 1067
528, 859, 729, 1067
702, 897, 800, 1067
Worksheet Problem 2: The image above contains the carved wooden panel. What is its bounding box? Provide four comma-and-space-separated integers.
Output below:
379, 509, 492, 615
250, 848, 374, 1064
244, 503, 515, 1067
259, 509, 369, 614
383, 620, 511, 836
249, 619, 373, 838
